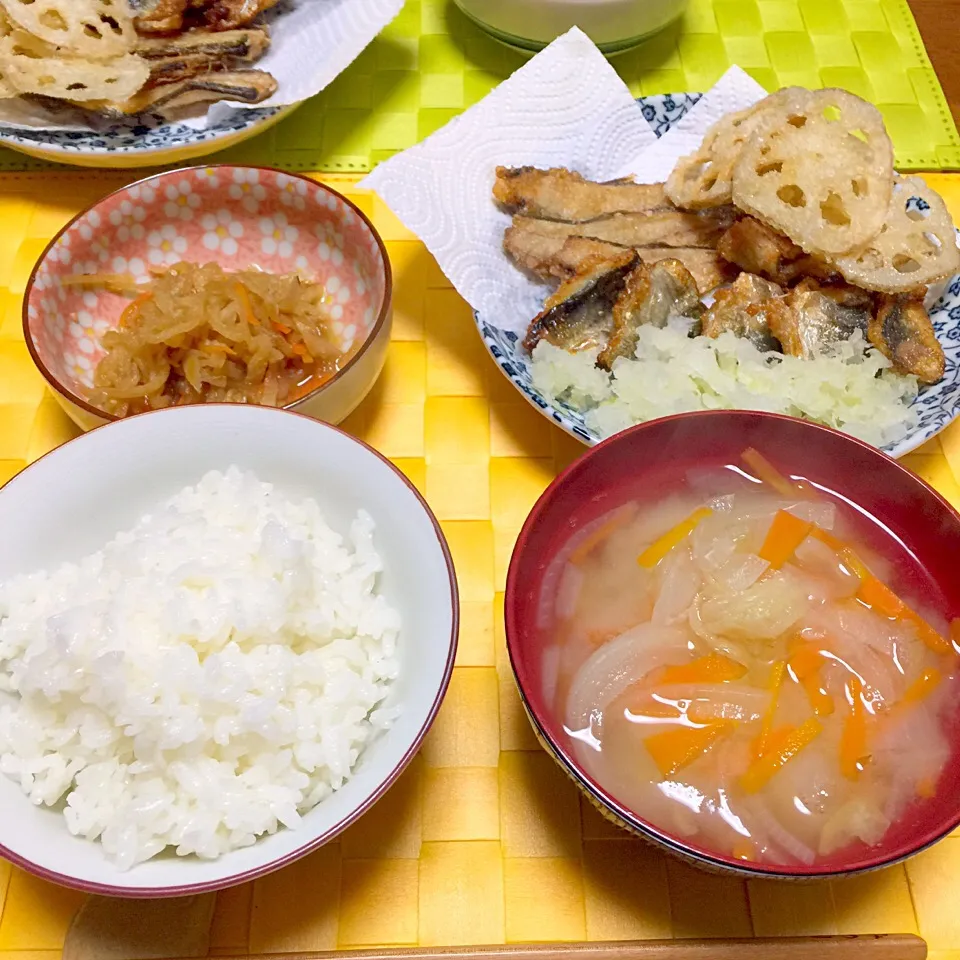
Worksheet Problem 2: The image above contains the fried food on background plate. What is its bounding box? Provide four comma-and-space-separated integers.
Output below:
0, 0, 278, 117
85, 68, 277, 116
131, 0, 278, 33
136, 27, 270, 85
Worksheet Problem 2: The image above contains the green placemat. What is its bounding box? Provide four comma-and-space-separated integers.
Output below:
0, 0, 956, 173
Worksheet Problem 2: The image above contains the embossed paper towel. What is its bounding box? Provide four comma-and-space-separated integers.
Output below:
360, 27, 659, 335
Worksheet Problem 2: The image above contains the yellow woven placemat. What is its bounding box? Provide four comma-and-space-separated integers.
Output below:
0, 173, 960, 959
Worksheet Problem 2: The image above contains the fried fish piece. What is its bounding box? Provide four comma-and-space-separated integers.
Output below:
130, 0, 190, 33
502, 220, 733, 293
82, 69, 277, 116
869, 293, 945, 384
194, 0, 280, 30
509, 207, 735, 253
769, 282, 873, 360
523, 251, 640, 353
702, 273, 784, 352
137, 28, 270, 85
494, 167, 669, 221
717, 217, 839, 286
598, 259, 703, 368
717, 217, 800, 278
552, 239, 734, 295
132, 0, 277, 32
136, 27, 270, 60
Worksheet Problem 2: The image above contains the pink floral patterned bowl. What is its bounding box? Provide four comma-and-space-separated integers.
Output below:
23, 166, 393, 432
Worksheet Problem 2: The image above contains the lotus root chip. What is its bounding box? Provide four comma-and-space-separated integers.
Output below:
731, 88, 894, 256
834, 176, 960, 292
0, 0, 135, 59
666, 89, 803, 211
0, 34, 148, 100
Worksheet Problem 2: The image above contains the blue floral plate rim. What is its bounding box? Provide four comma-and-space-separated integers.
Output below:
0, 106, 284, 159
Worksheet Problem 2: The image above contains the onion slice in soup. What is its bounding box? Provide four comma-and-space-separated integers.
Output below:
565, 624, 692, 734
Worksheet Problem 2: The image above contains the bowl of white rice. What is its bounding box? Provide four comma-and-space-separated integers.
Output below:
0, 404, 457, 896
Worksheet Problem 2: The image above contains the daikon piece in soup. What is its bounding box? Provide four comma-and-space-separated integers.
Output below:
549, 448, 959, 867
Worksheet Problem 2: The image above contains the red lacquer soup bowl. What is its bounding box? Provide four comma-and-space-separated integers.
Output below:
505, 410, 960, 878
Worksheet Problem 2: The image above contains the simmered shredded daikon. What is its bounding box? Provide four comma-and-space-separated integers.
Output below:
85, 263, 341, 416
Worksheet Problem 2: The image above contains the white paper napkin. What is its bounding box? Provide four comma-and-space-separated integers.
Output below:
360, 27, 660, 335
0, 0, 404, 132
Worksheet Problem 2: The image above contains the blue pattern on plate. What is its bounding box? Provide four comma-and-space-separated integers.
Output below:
0, 107, 282, 158
478, 93, 960, 458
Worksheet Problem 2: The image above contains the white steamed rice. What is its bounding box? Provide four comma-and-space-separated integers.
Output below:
0, 467, 400, 870
531, 322, 919, 448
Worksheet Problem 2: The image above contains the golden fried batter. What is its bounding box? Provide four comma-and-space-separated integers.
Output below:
701, 273, 784, 351
523, 252, 640, 353
494, 167, 669, 221
869, 294, 945, 384
598, 259, 702, 369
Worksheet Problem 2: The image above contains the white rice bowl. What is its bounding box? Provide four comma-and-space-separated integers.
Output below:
0, 405, 456, 896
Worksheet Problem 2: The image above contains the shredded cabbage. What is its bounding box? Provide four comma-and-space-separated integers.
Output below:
530, 325, 919, 448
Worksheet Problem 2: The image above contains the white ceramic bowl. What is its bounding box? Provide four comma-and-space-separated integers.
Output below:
453, 0, 688, 51
0, 404, 458, 896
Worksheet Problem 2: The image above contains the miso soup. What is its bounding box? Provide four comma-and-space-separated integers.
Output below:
545, 449, 959, 866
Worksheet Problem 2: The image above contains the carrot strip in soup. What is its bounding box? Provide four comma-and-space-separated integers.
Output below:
813, 528, 952, 655
857, 576, 904, 618
759, 511, 813, 569
839, 675, 869, 780
732, 840, 757, 861
787, 643, 834, 716
637, 507, 712, 568
901, 610, 952, 655
741, 448, 810, 498
901, 668, 942, 706
658, 652, 748, 685
754, 660, 786, 758
856, 576, 951, 654
740, 717, 822, 793
917, 777, 937, 798
645, 722, 735, 778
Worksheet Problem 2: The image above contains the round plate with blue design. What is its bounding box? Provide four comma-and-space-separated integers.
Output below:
0, 104, 295, 169
477, 93, 960, 459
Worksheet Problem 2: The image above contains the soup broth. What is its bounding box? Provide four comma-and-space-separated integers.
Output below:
546, 450, 959, 867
